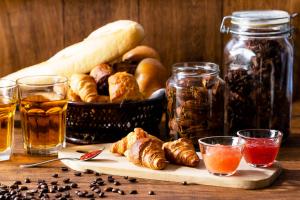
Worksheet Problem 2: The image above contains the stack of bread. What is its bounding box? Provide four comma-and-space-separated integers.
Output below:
3, 20, 167, 103
111, 128, 200, 170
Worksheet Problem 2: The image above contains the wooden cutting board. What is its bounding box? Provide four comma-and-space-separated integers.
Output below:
58, 143, 282, 189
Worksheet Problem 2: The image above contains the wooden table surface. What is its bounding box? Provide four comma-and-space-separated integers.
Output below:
1, 102, 300, 199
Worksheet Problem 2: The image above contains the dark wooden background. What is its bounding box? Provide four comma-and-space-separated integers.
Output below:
0, 0, 299, 99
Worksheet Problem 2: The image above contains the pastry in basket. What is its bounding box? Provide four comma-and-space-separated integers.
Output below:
110, 128, 162, 156
108, 72, 144, 103
127, 138, 167, 170
70, 74, 109, 103
122, 45, 160, 63
90, 63, 113, 95
68, 88, 82, 102
163, 138, 200, 167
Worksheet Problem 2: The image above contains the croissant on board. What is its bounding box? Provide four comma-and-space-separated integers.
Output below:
110, 128, 162, 156
162, 138, 200, 167
70, 74, 109, 103
127, 138, 167, 170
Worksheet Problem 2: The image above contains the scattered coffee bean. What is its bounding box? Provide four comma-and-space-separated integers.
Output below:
64, 191, 70, 198
86, 193, 94, 198
49, 188, 56, 193
52, 185, 58, 190
63, 178, 70, 183
94, 188, 101, 193
113, 181, 120, 186
98, 192, 105, 198
13, 181, 22, 185
112, 188, 119, 193
70, 182, 78, 188
118, 190, 125, 195
123, 176, 128, 180
52, 173, 59, 178
104, 187, 113, 192
61, 167, 69, 172
148, 190, 155, 195
128, 178, 137, 183
107, 177, 114, 183
51, 181, 58, 185
20, 186, 28, 191
77, 192, 85, 197
74, 172, 82, 176
57, 186, 64, 192
24, 178, 31, 183
41, 188, 49, 193
95, 172, 100, 176
64, 185, 71, 190
182, 181, 188, 185
129, 190, 138, 194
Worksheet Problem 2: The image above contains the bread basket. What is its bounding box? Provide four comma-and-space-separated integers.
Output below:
66, 89, 166, 144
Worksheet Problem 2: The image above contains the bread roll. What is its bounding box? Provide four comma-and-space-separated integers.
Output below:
135, 58, 167, 98
3, 20, 145, 81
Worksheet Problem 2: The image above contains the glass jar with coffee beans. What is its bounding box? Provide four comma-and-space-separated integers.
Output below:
220, 10, 296, 140
166, 62, 225, 147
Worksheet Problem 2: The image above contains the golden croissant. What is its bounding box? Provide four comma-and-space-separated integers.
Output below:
110, 128, 162, 156
127, 138, 167, 170
163, 138, 200, 167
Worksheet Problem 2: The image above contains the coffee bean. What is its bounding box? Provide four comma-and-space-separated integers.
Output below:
74, 172, 81, 176
128, 178, 137, 183
77, 192, 85, 197
64, 192, 70, 198
129, 190, 138, 194
98, 181, 105, 186
63, 178, 70, 183
13, 181, 21, 185
52, 173, 59, 178
57, 186, 64, 192
10, 185, 18, 189
20, 186, 28, 191
118, 190, 125, 195
123, 176, 128, 180
113, 181, 120, 186
95, 172, 100, 176
55, 193, 62, 198
52, 185, 58, 190
104, 187, 112, 192
51, 181, 58, 185
86, 193, 94, 198
24, 178, 31, 183
112, 188, 119, 193
94, 188, 101, 193
182, 181, 188, 185
49, 188, 56, 193
41, 188, 49, 193
70, 183, 78, 188
107, 177, 114, 183
61, 167, 69, 172
98, 192, 105, 198
148, 190, 155, 195
40, 184, 48, 189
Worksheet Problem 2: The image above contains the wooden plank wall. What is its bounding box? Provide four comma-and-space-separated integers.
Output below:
0, 0, 299, 99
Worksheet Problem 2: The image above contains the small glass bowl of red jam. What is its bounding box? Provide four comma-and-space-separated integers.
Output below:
237, 129, 282, 168
198, 136, 245, 176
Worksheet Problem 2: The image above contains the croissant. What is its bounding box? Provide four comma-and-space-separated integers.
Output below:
67, 88, 82, 102
163, 138, 200, 167
127, 138, 167, 170
110, 128, 162, 156
70, 74, 99, 102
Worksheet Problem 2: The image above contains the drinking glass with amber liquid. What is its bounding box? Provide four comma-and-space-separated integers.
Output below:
17, 75, 68, 155
0, 79, 17, 160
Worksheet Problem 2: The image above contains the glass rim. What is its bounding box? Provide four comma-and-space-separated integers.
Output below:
237, 129, 283, 139
16, 75, 68, 87
198, 136, 245, 147
172, 62, 220, 77
0, 79, 17, 89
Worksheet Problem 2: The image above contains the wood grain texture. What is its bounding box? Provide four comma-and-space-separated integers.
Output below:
0, 0, 299, 100
139, 0, 222, 75
0, 0, 64, 77
0, 101, 299, 199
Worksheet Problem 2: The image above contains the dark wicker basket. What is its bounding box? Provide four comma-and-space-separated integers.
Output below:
66, 91, 165, 144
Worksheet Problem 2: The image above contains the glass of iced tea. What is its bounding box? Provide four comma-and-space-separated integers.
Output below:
0, 79, 17, 160
17, 75, 68, 155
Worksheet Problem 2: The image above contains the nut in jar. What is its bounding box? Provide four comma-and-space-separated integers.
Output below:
166, 62, 225, 147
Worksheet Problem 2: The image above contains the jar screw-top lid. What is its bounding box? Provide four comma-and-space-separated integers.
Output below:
220, 10, 297, 36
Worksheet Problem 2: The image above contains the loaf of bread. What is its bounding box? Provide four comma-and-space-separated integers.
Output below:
3, 20, 145, 81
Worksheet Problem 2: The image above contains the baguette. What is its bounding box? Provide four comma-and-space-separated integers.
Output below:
3, 20, 145, 81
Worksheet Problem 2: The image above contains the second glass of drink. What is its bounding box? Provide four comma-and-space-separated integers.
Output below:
17, 75, 68, 155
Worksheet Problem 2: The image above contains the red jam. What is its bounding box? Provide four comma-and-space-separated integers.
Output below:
243, 138, 280, 167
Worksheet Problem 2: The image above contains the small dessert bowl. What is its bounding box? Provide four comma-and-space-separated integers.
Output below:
237, 129, 282, 168
198, 136, 245, 176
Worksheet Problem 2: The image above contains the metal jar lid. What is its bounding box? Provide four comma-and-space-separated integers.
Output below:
220, 10, 297, 36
